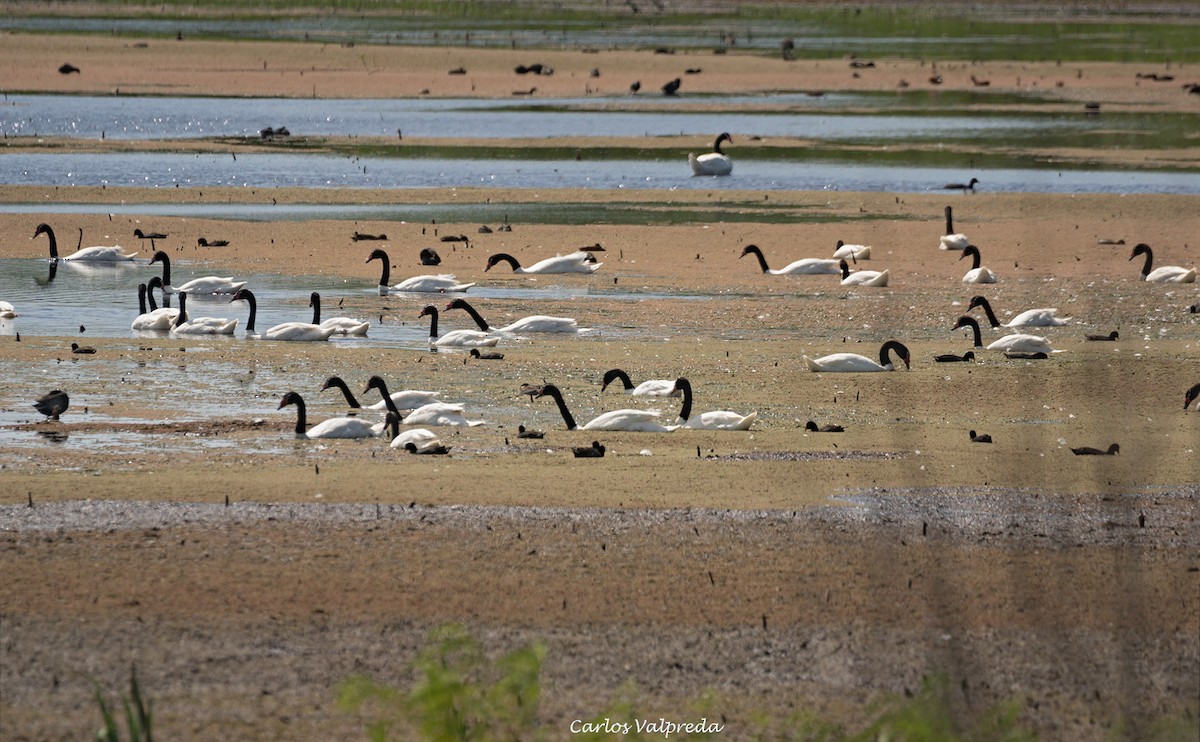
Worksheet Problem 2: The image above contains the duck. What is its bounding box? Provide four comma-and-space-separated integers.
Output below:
938, 206, 969, 250
573, 441, 606, 458
803, 340, 910, 372
469, 348, 505, 360
804, 420, 844, 433
688, 132, 733, 176
1184, 383, 1200, 411
484, 250, 601, 274
418, 305, 499, 348
944, 177, 979, 193
1071, 443, 1120, 456
832, 240, 872, 260
366, 248, 475, 294
130, 282, 179, 331
934, 351, 976, 363
517, 424, 545, 439
967, 296, 1069, 328
171, 292, 238, 335
309, 292, 369, 336
277, 391, 381, 439
444, 298, 584, 334
959, 245, 997, 284
969, 430, 992, 443
197, 237, 230, 247
34, 223, 137, 262
534, 383, 678, 432
739, 244, 840, 275
321, 376, 441, 413
0, 301, 18, 319
1085, 330, 1119, 341
670, 377, 756, 430
33, 389, 70, 419
150, 251, 246, 295
954, 315, 1056, 354
1004, 351, 1049, 360
600, 368, 680, 397
133, 228, 168, 241
365, 376, 485, 427
71, 342, 96, 355
1129, 243, 1196, 283
228, 289, 335, 341
838, 259, 890, 287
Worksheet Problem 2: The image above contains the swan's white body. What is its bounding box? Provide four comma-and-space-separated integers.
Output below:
833, 243, 872, 260
627, 380, 677, 397
940, 234, 969, 251
689, 152, 733, 176
173, 317, 238, 335
986, 333, 1056, 354
320, 317, 371, 336
433, 329, 499, 348
264, 322, 336, 342
489, 251, 601, 274
583, 409, 677, 432
680, 411, 758, 431
389, 428, 443, 451
774, 258, 841, 275
304, 416, 381, 439
366, 391, 442, 412
495, 315, 582, 334
404, 402, 485, 427
132, 308, 178, 331
962, 266, 997, 284
1004, 308, 1068, 327
169, 276, 247, 296
64, 245, 137, 262
1145, 266, 1197, 283
0, 301, 17, 319
389, 274, 476, 294
803, 352, 897, 372
841, 268, 889, 286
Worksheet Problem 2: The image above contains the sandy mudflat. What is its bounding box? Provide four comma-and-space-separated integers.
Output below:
0, 30, 1198, 740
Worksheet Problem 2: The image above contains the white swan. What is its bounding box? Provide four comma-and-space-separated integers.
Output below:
309, 292, 369, 336
321, 376, 441, 413
365, 376, 485, 427
832, 240, 872, 260
0, 301, 17, 319
485, 250, 602, 275
739, 244, 840, 275
968, 296, 1069, 328
600, 368, 680, 397
534, 383, 678, 432
149, 251, 245, 295
390, 427, 446, 452
278, 391, 381, 439
170, 292, 238, 335
960, 245, 997, 284
419, 305, 499, 348
804, 340, 910, 372
131, 283, 179, 331
1130, 243, 1196, 283
954, 315, 1056, 354
366, 248, 475, 294
671, 377, 756, 431
444, 298, 584, 334
34, 223, 137, 262
838, 259, 889, 287
688, 132, 733, 176
938, 205, 969, 251
228, 289, 334, 342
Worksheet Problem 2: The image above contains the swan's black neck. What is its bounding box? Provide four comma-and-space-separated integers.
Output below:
365, 377, 402, 418
421, 306, 439, 338
385, 412, 400, 440
741, 245, 770, 273
601, 369, 634, 392
486, 253, 520, 272
173, 292, 189, 327
839, 260, 852, 279
232, 290, 257, 332
961, 246, 982, 270
955, 316, 983, 348
323, 377, 361, 408
36, 224, 59, 259
538, 385, 578, 430
284, 394, 308, 436
449, 300, 491, 331
368, 250, 391, 286
137, 284, 148, 315
944, 205, 954, 236
1131, 244, 1153, 278
880, 340, 910, 368
969, 296, 1000, 327
673, 378, 693, 422
713, 133, 729, 154
310, 293, 321, 324
151, 251, 172, 286
147, 277, 166, 309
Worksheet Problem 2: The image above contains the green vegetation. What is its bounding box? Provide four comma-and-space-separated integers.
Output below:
90, 665, 153, 742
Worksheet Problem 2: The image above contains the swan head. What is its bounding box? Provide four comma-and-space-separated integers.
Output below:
445, 298, 470, 311
366, 248, 388, 264
1129, 243, 1152, 261
277, 391, 303, 410
229, 288, 254, 304
739, 244, 761, 259
33, 223, 52, 239
309, 292, 320, 307
363, 376, 388, 395
320, 376, 346, 392
967, 295, 987, 310
149, 250, 169, 266
418, 305, 438, 319
959, 245, 981, 261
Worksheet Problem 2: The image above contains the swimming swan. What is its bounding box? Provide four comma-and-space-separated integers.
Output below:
954, 315, 1056, 354
34, 223, 137, 262
131, 283, 178, 331
968, 295, 1069, 328
838, 259, 890, 287
671, 377, 757, 430
309, 292, 369, 336
171, 292, 238, 335
278, 391, 381, 439
959, 245, 997, 284
739, 244, 840, 275
366, 248, 475, 294
938, 206, 969, 251
321, 376, 441, 412
1129, 243, 1196, 283
229, 289, 335, 341
445, 297, 584, 334
150, 251, 246, 295
600, 368, 680, 397
804, 340, 910, 372
419, 305, 499, 348
485, 250, 602, 274
689, 132, 734, 176
0, 301, 16, 319
365, 375, 485, 427
534, 383, 678, 432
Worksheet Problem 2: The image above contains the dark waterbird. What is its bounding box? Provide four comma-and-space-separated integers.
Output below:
573, 441, 606, 458
34, 390, 70, 420
943, 177, 979, 193
662, 77, 682, 96
1085, 331, 1119, 341
197, 237, 229, 247
934, 351, 976, 363
1071, 443, 1120, 456
969, 430, 992, 443
804, 420, 844, 433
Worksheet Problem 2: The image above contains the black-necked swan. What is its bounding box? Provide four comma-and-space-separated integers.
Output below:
380, 414, 447, 452
934, 351, 976, 363
832, 240, 872, 260
321, 376, 441, 412
0, 301, 18, 319
484, 250, 602, 274
959, 245, 997, 284
445, 297, 584, 334
150, 250, 246, 295
968, 295, 1069, 328
805, 420, 844, 432
803, 340, 910, 372
228, 289, 334, 341
33, 389, 69, 419
1129, 243, 1196, 283
969, 430, 992, 443
309, 292, 369, 336
1184, 383, 1200, 411
366, 248, 475, 294
689, 132, 733, 176
131, 283, 178, 331
365, 375, 485, 427
838, 258, 889, 287
171, 292, 238, 335
939, 206, 969, 251
34, 223, 137, 262
739, 244, 840, 275
534, 383, 678, 432
955, 315, 1055, 354
1070, 443, 1120, 456
277, 391, 380, 439
671, 377, 757, 430
418, 305, 499, 348
600, 369, 679, 397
